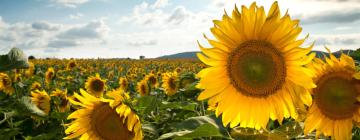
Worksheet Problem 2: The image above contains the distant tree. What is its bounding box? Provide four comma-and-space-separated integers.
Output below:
350, 48, 360, 61
28, 55, 36, 60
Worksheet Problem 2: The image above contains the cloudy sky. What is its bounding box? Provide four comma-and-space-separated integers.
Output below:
0, 0, 359, 58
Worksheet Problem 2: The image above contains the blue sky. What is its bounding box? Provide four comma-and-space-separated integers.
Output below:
0, 0, 360, 58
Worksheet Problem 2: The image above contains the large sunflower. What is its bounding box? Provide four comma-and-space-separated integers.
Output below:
0, 73, 14, 95
196, 2, 315, 129
31, 90, 51, 115
64, 89, 142, 140
304, 50, 360, 140
162, 72, 178, 96
85, 73, 107, 97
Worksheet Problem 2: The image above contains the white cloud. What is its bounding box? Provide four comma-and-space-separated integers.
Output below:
334, 26, 352, 31
127, 39, 157, 47
167, 6, 190, 25
51, 0, 89, 8
32, 21, 61, 31
69, 13, 84, 19
0, 17, 110, 57
151, 0, 169, 9
310, 33, 360, 51
57, 20, 109, 39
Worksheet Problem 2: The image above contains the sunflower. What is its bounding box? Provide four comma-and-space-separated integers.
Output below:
31, 90, 51, 115
64, 89, 142, 140
107, 88, 131, 107
51, 88, 70, 112
14, 73, 22, 82
25, 62, 35, 78
85, 73, 107, 97
196, 2, 315, 129
67, 60, 77, 70
137, 80, 149, 96
45, 67, 55, 85
0, 73, 14, 95
119, 77, 129, 91
304, 50, 360, 140
145, 73, 158, 88
162, 72, 178, 96
31, 81, 42, 91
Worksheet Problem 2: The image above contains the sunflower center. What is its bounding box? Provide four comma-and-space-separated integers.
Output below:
148, 76, 157, 85
91, 79, 105, 92
92, 103, 134, 140
121, 80, 128, 88
2, 78, 10, 86
69, 62, 76, 68
314, 72, 360, 119
168, 78, 177, 90
140, 84, 147, 94
227, 40, 286, 97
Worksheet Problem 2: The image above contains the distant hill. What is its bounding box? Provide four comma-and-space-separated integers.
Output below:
313, 50, 354, 58
157, 52, 198, 59
157, 50, 355, 59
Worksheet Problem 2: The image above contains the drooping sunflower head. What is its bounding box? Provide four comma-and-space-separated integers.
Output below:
85, 73, 107, 97
304, 50, 360, 140
107, 88, 131, 108
145, 73, 158, 88
137, 79, 150, 96
14, 73, 22, 82
65, 89, 142, 140
31, 81, 42, 91
108, 70, 114, 79
162, 72, 178, 96
119, 77, 129, 91
0, 73, 14, 95
31, 90, 51, 115
67, 60, 77, 70
25, 62, 35, 78
45, 67, 55, 84
175, 68, 181, 73
51, 88, 69, 112
196, 1, 315, 129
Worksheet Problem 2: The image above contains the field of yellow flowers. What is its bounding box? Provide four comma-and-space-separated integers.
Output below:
0, 57, 358, 140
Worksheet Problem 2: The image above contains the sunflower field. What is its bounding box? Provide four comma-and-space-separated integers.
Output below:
1, 1, 360, 140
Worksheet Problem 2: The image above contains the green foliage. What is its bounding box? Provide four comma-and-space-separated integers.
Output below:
0, 47, 29, 71
350, 48, 360, 61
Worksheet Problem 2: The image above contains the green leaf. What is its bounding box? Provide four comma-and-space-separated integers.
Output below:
136, 95, 158, 115
176, 123, 225, 139
158, 115, 230, 139
15, 97, 46, 117
142, 123, 159, 138
160, 101, 196, 112
0, 128, 21, 140
270, 121, 303, 139
230, 121, 303, 140
159, 123, 228, 140
23, 133, 58, 140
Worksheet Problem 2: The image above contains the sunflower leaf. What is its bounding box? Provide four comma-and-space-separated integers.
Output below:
15, 97, 46, 117
158, 123, 229, 140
